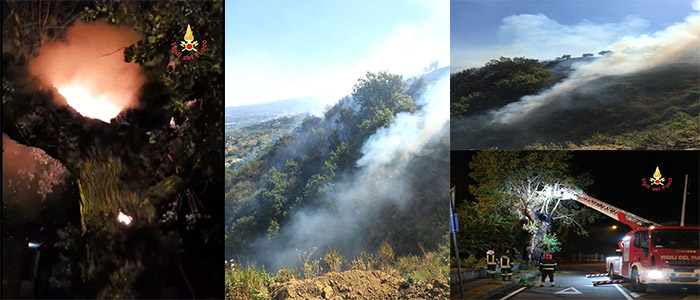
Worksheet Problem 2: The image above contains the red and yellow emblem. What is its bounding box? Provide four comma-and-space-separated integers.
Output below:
649, 166, 665, 186
641, 166, 672, 191
180, 24, 199, 52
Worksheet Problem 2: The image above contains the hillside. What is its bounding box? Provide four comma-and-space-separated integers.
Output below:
225, 69, 449, 273
451, 58, 700, 149
225, 115, 302, 169
225, 97, 323, 131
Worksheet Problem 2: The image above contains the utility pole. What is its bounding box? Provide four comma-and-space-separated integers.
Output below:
681, 174, 688, 226
451, 187, 464, 299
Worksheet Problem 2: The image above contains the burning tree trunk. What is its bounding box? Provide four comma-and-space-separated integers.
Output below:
3, 58, 196, 297
3, 1, 223, 297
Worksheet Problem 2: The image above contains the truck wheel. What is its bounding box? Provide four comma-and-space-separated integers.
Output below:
631, 268, 647, 293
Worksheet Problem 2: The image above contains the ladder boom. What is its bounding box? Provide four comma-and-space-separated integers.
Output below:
550, 184, 659, 228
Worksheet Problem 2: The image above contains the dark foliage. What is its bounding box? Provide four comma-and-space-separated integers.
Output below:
450, 57, 561, 120
2, 1, 223, 298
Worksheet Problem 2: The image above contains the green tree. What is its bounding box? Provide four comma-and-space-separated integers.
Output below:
455, 201, 521, 258
468, 151, 597, 260
352, 71, 415, 137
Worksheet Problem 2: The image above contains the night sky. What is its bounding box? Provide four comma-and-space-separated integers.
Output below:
451, 150, 700, 256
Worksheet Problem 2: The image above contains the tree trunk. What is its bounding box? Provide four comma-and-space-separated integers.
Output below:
76, 153, 181, 297
3, 69, 183, 296
528, 220, 549, 263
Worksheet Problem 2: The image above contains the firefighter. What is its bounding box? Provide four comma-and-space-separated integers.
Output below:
486, 250, 497, 279
539, 253, 557, 287
500, 250, 514, 281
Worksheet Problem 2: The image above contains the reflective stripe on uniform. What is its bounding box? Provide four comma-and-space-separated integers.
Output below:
500, 256, 511, 268
487, 254, 495, 264
541, 262, 556, 271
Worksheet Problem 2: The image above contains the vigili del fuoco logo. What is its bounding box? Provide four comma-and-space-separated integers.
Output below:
171, 24, 206, 61
641, 166, 672, 191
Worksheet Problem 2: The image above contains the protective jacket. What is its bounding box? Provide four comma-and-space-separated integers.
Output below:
539, 258, 557, 272
486, 253, 496, 266
500, 255, 513, 269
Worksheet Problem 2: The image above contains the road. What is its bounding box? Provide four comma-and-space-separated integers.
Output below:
494, 263, 699, 300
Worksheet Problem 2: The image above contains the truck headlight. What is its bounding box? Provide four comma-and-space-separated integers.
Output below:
648, 270, 664, 279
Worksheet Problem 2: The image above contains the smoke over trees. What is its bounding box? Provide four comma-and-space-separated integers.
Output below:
226, 69, 449, 270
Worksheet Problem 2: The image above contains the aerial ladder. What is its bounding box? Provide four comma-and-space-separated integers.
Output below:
547, 183, 660, 229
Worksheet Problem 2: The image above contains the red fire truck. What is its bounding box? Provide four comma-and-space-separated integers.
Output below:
549, 184, 700, 292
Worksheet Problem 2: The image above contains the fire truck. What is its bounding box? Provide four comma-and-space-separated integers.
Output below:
549, 184, 700, 292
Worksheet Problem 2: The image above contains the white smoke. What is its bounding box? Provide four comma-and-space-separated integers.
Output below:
490, 3, 700, 124
255, 74, 449, 269
357, 75, 449, 184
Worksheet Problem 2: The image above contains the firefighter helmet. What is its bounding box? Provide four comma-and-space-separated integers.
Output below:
545, 253, 552, 259
487, 250, 494, 255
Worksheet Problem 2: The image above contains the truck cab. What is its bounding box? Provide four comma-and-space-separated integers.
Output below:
607, 226, 700, 292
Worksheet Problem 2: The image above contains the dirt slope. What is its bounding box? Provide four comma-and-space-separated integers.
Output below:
269, 270, 448, 300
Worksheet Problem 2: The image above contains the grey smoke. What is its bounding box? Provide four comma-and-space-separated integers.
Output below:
452, 3, 700, 149
251, 74, 449, 270
492, 5, 700, 125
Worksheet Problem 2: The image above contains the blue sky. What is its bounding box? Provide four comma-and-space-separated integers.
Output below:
226, 0, 449, 107
452, 0, 697, 70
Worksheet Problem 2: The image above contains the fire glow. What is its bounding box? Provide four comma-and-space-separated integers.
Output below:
56, 84, 123, 122
118, 211, 133, 225
28, 21, 145, 122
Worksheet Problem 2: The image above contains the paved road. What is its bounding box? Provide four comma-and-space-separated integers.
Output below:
494, 263, 699, 300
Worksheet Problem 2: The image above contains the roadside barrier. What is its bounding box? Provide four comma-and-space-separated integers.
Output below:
592, 279, 625, 286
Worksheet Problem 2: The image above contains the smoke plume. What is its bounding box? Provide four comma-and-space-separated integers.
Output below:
252, 74, 449, 270
28, 21, 144, 122
490, 4, 700, 125
453, 2, 700, 148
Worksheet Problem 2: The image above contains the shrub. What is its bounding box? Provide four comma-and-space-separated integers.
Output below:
225, 261, 271, 300
323, 249, 344, 273
297, 247, 320, 279
541, 233, 562, 253
396, 242, 449, 283
395, 254, 422, 279
518, 261, 535, 271
274, 266, 299, 284
375, 242, 395, 272
450, 255, 479, 269
349, 251, 374, 271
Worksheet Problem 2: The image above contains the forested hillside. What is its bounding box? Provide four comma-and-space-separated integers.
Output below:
225, 116, 302, 169
451, 56, 699, 149
450, 57, 565, 119
225, 68, 449, 272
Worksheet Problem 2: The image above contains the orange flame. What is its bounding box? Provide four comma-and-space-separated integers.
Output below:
28, 21, 145, 122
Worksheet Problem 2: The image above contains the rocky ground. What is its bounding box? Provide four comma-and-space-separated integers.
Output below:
269, 270, 448, 300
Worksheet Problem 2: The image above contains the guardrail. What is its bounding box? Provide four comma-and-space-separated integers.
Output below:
449, 263, 522, 284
